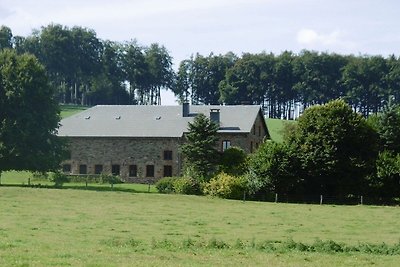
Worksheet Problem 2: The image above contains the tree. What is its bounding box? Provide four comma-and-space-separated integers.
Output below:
180, 114, 219, 180
144, 43, 174, 105
0, 50, 65, 179
219, 146, 248, 176
372, 151, 400, 201
286, 99, 379, 197
375, 104, 400, 153
0, 26, 13, 50
248, 141, 300, 197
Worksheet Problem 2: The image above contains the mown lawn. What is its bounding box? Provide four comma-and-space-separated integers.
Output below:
0, 185, 400, 266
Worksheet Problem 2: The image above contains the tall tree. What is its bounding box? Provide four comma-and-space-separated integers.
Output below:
0, 50, 65, 178
286, 99, 379, 197
181, 114, 219, 180
0, 25, 13, 50
144, 43, 174, 105
122, 40, 148, 104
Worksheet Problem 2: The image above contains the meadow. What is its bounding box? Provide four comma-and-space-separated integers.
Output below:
1, 180, 400, 266
1, 107, 399, 266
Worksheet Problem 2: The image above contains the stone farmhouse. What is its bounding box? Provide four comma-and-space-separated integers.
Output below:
58, 104, 269, 183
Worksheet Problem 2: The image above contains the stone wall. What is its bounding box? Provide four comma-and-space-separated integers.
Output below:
62, 137, 182, 183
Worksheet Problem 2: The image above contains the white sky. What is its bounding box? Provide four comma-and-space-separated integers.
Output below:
1, 0, 400, 104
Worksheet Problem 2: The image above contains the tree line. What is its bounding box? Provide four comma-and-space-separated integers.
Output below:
249, 99, 400, 203
0, 24, 174, 106
175, 51, 400, 119
2, 24, 400, 118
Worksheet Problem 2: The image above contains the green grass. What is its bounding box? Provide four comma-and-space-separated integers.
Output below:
60, 104, 88, 118
0, 185, 400, 266
266, 118, 297, 143
0, 171, 157, 193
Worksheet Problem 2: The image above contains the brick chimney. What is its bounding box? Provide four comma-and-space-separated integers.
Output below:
210, 108, 220, 126
182, 102, 189, 117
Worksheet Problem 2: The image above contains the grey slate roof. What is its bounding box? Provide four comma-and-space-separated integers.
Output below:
58, 105, 264, 138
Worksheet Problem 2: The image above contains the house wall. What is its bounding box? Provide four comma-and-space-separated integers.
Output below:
61, 112, 269, 183
62, 137, 182, 183
217, 112, 267, 153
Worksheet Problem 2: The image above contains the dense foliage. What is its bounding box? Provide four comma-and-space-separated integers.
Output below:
0, 49, 66, 174
175, 51, 400, 119
2, 24, 400, 116
3, 24, 174, 106
247, 100, 400, 202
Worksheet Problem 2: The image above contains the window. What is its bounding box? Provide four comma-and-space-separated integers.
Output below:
146, 165, 154, 177
111, 164, 120, 176
129, 165, 137, 177
250, 141, 253, 153
256, 142, 259, 149
252, 125, 256, 135
62, 164, 71, 173
164, 150, 173, 160
79, 164, 87, 175
94, 164, 103, 175
163, 165, 172, 177
222, 140, 231, 151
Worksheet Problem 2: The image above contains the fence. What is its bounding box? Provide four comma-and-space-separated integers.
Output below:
255, 193, 398, 206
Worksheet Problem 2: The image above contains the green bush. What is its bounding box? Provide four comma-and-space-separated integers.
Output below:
99, 173, 123, 184
155, 177, 177, 193
50, 172, 69, 187
173, 177, 202, 195
203, 172, 247, 200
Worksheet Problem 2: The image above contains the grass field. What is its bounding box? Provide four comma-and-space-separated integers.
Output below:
2, 107, 397, 265
1, 184, 400, 266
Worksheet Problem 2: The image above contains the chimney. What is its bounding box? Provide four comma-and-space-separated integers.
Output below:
182, 102, 189, 117
210, 108, 220, 126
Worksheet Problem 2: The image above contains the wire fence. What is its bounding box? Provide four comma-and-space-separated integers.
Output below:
255, 193, 398, 206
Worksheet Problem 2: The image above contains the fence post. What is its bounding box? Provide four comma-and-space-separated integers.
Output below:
275, 193, 278, 203
320, 195, 323, 205
148, 182, 151, 193
28, 178, 31, 186
360, 195, 363, 205
243, 191, 246, 202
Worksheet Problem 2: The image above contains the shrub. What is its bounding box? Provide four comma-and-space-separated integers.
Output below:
155, 177, 178, 193
173, 177, 202, 195
203, 172, 247, 200
99, 173, 123, 184
50, 172, 69, 187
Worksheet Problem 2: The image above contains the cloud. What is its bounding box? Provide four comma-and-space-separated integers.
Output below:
296, 28, 356, 50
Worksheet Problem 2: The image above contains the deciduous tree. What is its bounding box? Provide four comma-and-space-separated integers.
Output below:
0, 50, 65, 179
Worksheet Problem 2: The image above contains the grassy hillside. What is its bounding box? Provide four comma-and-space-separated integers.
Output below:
266, 118, 297, 142
60, 104, 88, 118
0, 186, 399, 266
